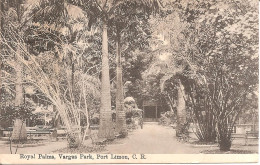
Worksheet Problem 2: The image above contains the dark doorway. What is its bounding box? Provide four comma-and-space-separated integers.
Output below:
142, 100, 166, 122
144, 106, 156, 118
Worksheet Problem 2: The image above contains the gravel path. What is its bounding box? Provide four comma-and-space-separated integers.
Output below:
0, 123, 204, 154
105, 122, 203, 154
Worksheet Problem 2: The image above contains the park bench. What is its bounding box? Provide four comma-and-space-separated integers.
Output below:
2, 130, 11, 137
231, 132, 258, 146
90, 125, 99, 130
231, 133, 245, 139
245, 131, 258, 146
27, 131, 51, 135
27, 130, 52, 140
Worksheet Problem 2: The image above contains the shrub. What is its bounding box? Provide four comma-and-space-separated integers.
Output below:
67, 132, 81, 148
159, 111, 175, 126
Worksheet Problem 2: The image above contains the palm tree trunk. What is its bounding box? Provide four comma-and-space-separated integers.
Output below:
115, 30, 127, 136
0, 0, 2, 119
12, 1, 27, 142
98, 21, 114, 139
12, 51, 27, 141
176, 80, 187, 137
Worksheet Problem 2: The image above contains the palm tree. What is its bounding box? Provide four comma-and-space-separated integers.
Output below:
0, 0, 3, 129
112, 4, 160, 135
0, 0, 2, 106
161, 75, 188, 138
66, 0, 115, 139
8, 0, 27, 141
3, 0, 43, 142
111, 0, 162, 138
144, 49, 189, 138
98, 15, 115, 139
12, 59, 27, 141
68, 0, 161, 139
114, 25, 127, 136
175, 79, 187, 137
161, 74, 188, 138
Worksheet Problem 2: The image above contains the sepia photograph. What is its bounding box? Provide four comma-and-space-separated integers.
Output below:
0, 0, 258, 164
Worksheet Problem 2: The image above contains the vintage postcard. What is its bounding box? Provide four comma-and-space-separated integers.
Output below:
0, 0, 258, 164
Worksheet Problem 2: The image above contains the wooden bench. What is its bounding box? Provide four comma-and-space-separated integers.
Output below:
90, 125, 99, 130
231, 133, 245, 139
232, 132, 258, 145
27, 131, 51, 135
245, 131, 258, 145
27, 131, 52, 140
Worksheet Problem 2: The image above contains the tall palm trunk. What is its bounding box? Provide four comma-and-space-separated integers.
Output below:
98, 21, 114, 139
0, 0, 2, 118
12, 51, 27, 141
176, 80, 187, 137
11, 0, 27, 142
115, 30, 127, 136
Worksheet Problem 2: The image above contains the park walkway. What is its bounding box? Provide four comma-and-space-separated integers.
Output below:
0, 123, 256, 154
105, 122, 202, 154
0, 123, 204, 154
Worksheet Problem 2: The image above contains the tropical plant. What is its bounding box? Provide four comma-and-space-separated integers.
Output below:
67, 0, 162, 139
21, 0, 105, 148
163, 0, 258, 149
108, 1, 160, 136
1, 1, 103, 148
191, 0, 258, 151
0, 0, 34, 142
